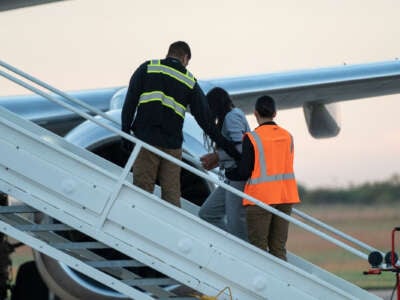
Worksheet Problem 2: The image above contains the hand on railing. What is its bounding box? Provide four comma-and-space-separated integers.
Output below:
200, 152, 219, 170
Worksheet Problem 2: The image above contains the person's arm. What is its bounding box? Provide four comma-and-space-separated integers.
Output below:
121, 63, 146, 133
223, 109, 249, 143
190, 84, 241, 160
225, 135, 254, 181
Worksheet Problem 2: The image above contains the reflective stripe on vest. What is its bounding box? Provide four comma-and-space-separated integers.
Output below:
148, 59, 195, 89
246, 130, 295, 185
138, 91, 186, 119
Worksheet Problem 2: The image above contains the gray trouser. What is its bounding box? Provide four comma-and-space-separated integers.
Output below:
198, 180, 248, 241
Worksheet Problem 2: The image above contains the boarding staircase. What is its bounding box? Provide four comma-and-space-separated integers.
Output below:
0, 60, 384, 299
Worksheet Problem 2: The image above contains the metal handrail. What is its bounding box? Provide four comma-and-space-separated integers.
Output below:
0, 60, 203, 169
0, 60, 119, 126
0, 60, 381, 262
293, 208, 380, 254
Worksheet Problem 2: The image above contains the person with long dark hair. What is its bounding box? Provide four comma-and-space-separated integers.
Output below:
199, 87, 250, 240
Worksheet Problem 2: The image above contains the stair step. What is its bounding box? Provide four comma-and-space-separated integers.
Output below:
86, 259, 144, 268
15, 223, 72, 231
0, 205, 38, 213
122, 277, 179, 286
51, 241, 108, 249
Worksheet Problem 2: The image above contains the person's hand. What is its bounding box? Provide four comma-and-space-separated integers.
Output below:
200, 152, 219, 170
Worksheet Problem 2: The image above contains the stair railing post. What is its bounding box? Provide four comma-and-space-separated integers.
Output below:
96, 142, 142, 228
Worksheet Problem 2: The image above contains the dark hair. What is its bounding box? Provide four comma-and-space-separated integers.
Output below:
167, 41, 191, 60
255, 95, 276, 118
206, 87, 234, 131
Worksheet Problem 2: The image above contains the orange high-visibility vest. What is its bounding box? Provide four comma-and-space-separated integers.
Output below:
243, 125, 301, 206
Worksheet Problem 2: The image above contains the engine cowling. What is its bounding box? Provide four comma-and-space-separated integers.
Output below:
303, 101, 341, 138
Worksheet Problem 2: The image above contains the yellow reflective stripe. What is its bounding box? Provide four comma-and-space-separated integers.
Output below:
248, 173, 295, 184
150, 59, 160, 65
250, 131, 268, 180
138, 91, 186, 118
147, 62, 195, 89
247, 131, 295, 185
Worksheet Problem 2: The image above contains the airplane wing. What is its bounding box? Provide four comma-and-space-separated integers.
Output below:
0, 86, 121, 136
0, 0, 65, 12
1, 59, 400, 138
199, 59, 400, 111
199, 59, 400, 137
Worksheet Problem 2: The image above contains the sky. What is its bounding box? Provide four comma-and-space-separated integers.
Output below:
0, 0, 399, 189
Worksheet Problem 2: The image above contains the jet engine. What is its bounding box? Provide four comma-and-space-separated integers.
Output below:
303, 101, 341, 138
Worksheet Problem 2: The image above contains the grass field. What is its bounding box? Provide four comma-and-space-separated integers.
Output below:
287, 203, 400, 289
7, 203, 400, 293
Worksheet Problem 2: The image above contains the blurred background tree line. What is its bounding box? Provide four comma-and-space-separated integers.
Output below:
298, 174, 400, 204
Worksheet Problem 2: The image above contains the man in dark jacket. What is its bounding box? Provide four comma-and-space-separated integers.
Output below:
121, 41, 240, 207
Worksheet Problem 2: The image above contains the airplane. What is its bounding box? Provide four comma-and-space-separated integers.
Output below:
1, 56, 400, 299
1, 3, 400, 298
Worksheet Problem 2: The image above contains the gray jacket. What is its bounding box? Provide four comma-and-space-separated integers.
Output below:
217, 108, 250, 170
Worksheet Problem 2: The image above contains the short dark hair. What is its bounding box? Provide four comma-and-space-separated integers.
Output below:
167, 41, 191, 60
255, 95, 276, 118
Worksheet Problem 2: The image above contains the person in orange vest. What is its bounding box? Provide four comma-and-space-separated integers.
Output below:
225, 95, 300, 260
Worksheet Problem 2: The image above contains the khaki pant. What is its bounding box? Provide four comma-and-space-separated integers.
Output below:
246, 204, 293, 261
132, 147, 182, 207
